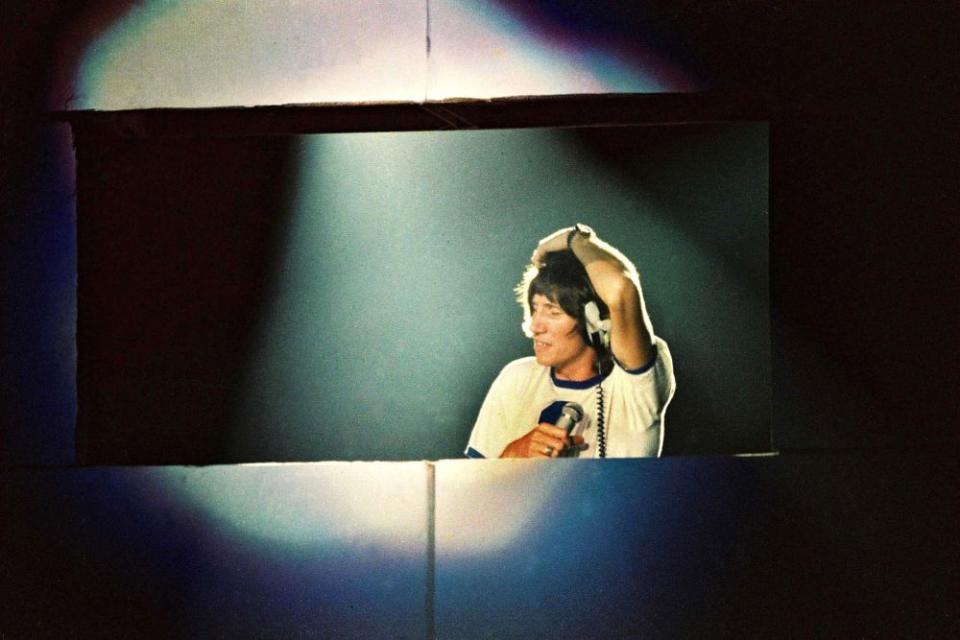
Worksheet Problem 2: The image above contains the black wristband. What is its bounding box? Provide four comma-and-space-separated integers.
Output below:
567, 223, 589, 251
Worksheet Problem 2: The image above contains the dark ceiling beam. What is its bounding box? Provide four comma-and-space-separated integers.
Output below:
53, 91, 771, 137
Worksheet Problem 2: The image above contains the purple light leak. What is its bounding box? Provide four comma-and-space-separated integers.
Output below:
487, 0, 703, 92
46, 0, 139, 111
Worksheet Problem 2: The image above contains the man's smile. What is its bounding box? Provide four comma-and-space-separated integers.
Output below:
534, 339, 551, 351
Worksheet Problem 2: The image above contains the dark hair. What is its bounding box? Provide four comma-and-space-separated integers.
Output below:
516, 250, 609, 348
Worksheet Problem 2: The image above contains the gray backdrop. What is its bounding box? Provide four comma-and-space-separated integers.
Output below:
227, 123, 770, 459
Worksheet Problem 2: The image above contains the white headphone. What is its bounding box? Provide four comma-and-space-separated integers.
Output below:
584, 300, 611, 349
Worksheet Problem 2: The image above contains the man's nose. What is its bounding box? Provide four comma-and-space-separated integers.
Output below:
530, 312, 546, 333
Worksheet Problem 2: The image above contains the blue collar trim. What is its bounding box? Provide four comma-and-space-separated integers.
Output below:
551, 367, 612, 389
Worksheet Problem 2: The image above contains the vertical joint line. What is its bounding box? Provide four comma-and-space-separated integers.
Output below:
425, 0, 432, 56
426, 460, 436, 639
424, 0, 432, 102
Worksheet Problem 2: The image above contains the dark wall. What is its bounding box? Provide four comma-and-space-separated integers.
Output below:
1, 1, 82, 465
74, 133, 300, 464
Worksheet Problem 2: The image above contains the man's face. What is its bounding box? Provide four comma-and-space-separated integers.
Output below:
529, 294, 593, 373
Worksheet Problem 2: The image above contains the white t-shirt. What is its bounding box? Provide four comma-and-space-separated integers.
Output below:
465, 339, 676, 458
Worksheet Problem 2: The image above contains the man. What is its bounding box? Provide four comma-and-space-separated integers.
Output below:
465, 224, 675, 458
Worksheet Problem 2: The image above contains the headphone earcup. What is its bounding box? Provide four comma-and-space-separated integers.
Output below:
583, 301, 610, 348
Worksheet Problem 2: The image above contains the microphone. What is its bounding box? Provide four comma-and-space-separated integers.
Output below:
556, 402, 584, 435
538, 400, 584, 435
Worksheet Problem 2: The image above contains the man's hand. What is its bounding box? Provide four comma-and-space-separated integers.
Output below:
500, 423, 585, 458
530, 225, 593, 266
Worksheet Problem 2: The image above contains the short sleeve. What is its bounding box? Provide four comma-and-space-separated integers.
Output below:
464, 368, 511, 459
606, 337, 676, 457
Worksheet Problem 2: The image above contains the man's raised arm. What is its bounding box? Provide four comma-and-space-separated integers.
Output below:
532, 224, 654, 370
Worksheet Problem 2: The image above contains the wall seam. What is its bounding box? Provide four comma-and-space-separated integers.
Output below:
424, 0, 432, 102
425, 460, 436, 639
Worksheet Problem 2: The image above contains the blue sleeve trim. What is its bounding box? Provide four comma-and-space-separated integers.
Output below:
620, 343, 659, 375
465, 446, 486, 459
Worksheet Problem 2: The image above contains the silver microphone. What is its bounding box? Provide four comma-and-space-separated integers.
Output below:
555, 402, 584, 435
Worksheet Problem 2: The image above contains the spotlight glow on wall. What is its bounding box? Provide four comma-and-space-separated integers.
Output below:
72, 0, 694, 110
133, 463, 428, 558
75, 0, 428, 109
436, 459, 575, 557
